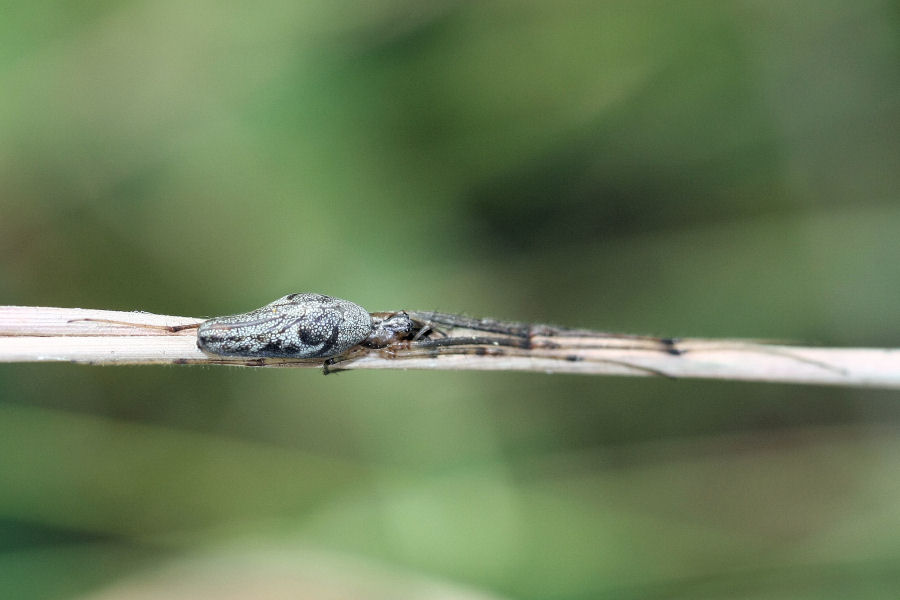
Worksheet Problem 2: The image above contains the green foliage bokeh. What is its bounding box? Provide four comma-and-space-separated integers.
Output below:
1, 2, 900, 598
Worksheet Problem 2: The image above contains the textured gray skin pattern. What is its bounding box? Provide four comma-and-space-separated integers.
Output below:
197, 293, 373, 359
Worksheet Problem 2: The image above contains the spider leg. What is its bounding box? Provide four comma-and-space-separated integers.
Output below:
412, 323, 433, 341
411, 334, 682, 355
67, 318, 201, 333
375, 337, 674, 378
678, 343, 845, 375
322, 346, 370, 375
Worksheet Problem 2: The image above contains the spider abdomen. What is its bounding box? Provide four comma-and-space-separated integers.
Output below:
196, 293, 373, 359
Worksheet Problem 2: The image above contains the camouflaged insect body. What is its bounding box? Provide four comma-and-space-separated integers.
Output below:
197, 293, 373, 359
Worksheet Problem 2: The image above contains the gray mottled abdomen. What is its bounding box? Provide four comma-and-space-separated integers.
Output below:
197, 293, 373, 359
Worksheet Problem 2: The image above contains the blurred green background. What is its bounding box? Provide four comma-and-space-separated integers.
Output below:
2, 1, 900, 598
